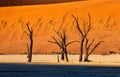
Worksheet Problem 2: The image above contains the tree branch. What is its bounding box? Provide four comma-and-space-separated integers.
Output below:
87, 39, 95, 50
88, 41, 104, 56
72, 14, 84, 37
54, 29, 63, 40
48, 36, 63, 49
66, 41, 80, 47
26, 22, 33, 33
83, 20, 87, 35
21, 22, 29, 36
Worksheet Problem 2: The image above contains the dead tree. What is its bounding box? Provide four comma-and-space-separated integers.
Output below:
23, 22, 33, 62
72, 13, 104, 62
84, 38, 104, 62
72, 14, 91, 62
48, 29, 78, 62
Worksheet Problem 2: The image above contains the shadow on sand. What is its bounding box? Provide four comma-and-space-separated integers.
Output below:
0, 63, 120, 77
0, 0, 88, 7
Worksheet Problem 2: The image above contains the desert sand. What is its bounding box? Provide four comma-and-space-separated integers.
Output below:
0, 54, 120, 66
0, 0, 120, 54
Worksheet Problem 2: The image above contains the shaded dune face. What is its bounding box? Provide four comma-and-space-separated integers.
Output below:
0, 0, 87, 7
0, 0, 120, 54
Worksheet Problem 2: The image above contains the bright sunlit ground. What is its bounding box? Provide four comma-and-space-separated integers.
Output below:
0, 54, 120, 66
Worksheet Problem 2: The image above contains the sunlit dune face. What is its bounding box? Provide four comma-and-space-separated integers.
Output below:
0, 0, 120, 54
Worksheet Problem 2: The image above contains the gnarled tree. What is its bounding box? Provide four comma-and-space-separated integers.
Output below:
72, 13, 103, 62
72, 14, 91, 62
48, 29, 78, 62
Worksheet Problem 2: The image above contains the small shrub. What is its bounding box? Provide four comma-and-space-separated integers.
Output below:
0, 53, 4, 55
108, 51, 116, 54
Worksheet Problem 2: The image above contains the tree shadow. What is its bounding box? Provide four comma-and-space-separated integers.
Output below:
84, 60, 93, 62
0, 0, 88, 7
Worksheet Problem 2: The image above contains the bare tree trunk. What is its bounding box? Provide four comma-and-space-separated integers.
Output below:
84, 38, 90, 62
84, 54, 91, 62
84, 54, 89, 61
28, 35, 33, 62
79, 38, 84, 62
61, 51, 64, 60
64, 48, 69, 62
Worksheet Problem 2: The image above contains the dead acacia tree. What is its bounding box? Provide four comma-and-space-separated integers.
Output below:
72, 14, 91, 62
23, 22, 33, 62
72, 13, 103, 62
48, 29, 78, 62
84, 38, 104, 62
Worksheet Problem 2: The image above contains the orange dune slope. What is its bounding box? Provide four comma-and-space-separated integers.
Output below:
0, 0, 120, 54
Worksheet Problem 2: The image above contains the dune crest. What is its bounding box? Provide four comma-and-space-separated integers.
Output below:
0, 0, 86, 7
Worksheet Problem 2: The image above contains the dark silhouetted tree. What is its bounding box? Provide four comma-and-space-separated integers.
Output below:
72, 13, 103, 62
23, 22, 33, 62
72, 14, 91, 62
48, 29, 78, 62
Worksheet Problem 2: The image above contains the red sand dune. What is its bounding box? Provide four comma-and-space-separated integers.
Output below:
0, 0, 120, 54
